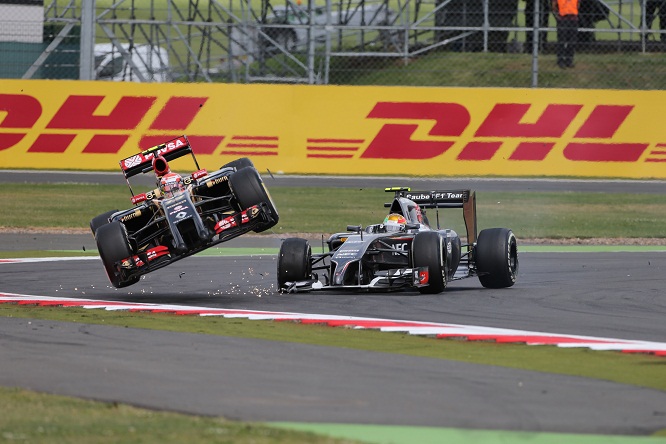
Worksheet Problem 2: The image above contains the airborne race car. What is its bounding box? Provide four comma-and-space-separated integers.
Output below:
90, 135, 278, 288
277, 187, 518, 294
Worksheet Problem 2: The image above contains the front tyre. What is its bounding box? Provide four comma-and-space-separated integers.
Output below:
277, 238, 311, 289
475, 228, 518, 288
221, 157, 254, 171
229, 167, 279, 233
90, 209, 118, 236
412, 231, 447, 294
95, 221, 139, 288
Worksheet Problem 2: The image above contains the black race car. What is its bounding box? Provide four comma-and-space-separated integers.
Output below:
277, 187, 517, 294
90, 135, 278, 288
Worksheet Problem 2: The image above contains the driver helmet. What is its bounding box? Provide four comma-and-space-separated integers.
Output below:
383, 213, 407, 232
159, 172, 185, 198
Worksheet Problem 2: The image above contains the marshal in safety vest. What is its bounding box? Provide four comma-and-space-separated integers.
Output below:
555, 0, 579, 16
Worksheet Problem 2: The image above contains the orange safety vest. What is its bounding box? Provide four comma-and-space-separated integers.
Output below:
557, 0, 578, 15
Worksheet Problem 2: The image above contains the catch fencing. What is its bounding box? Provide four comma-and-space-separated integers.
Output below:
1, 0, 664, 89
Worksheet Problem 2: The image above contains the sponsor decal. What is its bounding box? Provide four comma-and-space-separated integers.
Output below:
361, 102, 650, 163
0, 81, 664, 178
191, 169, 208, 180
220, 135, 279, 157
206, 176, 229, 188
144, 189, 161, 200
390, 242, 408, 256
306, 138, 363, 159
0, 91, 274, 159
121, 136, 189, 171
214, 215, 237, 234
406, 191, 464, 201
125, 245, 170, 268
120, 209, 142, 222
249, 206, 260, 218
124, 155, 142, 168
169, 204, 187, 215
130, 194, 147, 205
334, 248, 360, 259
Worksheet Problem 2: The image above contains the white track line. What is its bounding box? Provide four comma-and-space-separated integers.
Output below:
0, 257, 98, 264
1, 292, 664, 357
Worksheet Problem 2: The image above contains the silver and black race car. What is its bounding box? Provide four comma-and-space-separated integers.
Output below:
90, 135, 278, 288
277, 187, 517, 294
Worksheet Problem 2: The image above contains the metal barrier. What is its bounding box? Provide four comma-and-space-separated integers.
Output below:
0, 0, 663, 88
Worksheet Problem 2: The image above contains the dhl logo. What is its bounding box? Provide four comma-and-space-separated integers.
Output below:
309, 102, 665, 163
0, 94, 278, 157
1, 91, 664, 171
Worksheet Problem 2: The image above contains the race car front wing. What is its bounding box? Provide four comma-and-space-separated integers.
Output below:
281, 266, 431, 293
115, 203, 273, 277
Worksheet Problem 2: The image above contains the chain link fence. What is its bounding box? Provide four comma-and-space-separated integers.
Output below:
0, 0, 664, 89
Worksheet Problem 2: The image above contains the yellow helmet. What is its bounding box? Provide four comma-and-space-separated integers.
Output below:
383, 213, 406, 231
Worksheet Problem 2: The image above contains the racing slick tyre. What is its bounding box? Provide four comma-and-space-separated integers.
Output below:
95, 221, 139, 288
221, 157, 254, 171
277, 238, 312, 290
229, 167, 278, 233
412, 231, 447, 294
475, 228, 518, 289
90, 209, 118, 235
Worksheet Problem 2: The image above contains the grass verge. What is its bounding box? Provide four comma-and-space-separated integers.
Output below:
3, 184, 666, 240
0, 385, 359, 444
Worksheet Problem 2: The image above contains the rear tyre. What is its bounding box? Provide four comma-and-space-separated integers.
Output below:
90, 209, 118, 235
475, 228, 518, 288
229, 167, 278, 233
221, 157, 254, 171
277, 238, 311, 289
412, 231, 447, 294
95, 221, 139, 288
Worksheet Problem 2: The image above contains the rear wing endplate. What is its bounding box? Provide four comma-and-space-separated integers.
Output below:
385, 187, 478, 244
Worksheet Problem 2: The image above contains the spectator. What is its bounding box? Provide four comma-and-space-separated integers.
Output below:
645, 0, 666, 42
552, 0, 579, 68
525, 0, 551, 53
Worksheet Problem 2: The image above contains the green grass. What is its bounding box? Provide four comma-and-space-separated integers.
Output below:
3, 183, 666, 240
325, 51, 666, 89
0, 386, 358, 444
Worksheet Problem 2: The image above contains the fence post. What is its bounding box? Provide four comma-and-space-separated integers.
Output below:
531, 0, 540, 87
79, 0, 95, 81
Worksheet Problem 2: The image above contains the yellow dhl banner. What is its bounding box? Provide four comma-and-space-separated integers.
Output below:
0, 79, 665, 178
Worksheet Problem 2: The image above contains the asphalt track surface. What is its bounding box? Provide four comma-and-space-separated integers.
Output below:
4, 169, 666, 194
2, 172, 666, 437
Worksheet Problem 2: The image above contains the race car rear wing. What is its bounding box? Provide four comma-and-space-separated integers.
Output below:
119, 135, 200, 180
385, 187, 478, 244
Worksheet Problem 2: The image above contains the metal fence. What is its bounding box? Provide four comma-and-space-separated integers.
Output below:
0, 0, 664, 89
